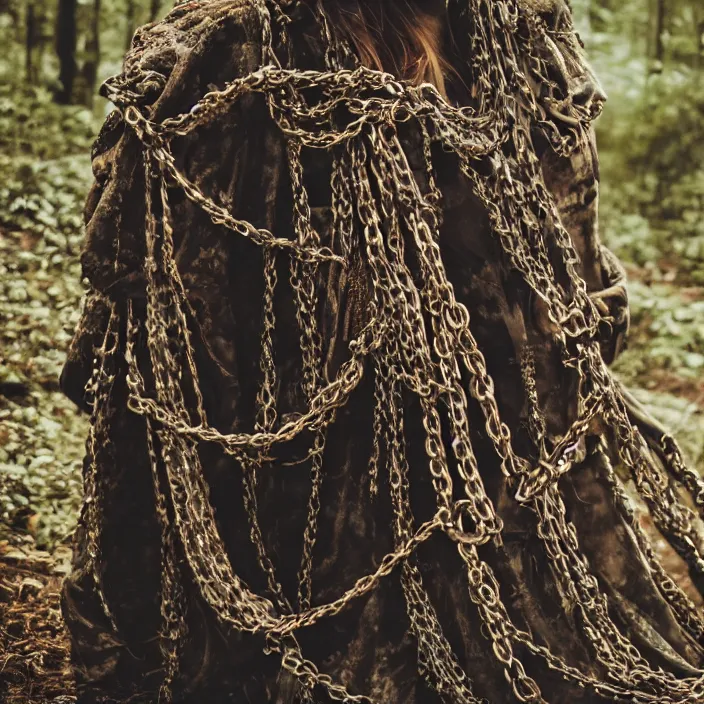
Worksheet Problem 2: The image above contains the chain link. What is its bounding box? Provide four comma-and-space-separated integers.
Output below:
79, 0, 704, 701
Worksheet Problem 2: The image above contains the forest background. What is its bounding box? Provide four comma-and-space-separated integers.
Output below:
0, 0, 703, 665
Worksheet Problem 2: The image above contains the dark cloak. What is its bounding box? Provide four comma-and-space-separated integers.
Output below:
59, 1, 704, 702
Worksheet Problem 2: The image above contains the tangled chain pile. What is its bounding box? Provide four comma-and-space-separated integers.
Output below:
77, 0, 704, 701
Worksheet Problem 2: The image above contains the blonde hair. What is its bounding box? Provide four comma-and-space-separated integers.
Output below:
336, 1, 453, 97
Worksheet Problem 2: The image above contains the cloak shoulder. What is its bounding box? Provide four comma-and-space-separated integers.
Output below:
62, 0, 271, 407
80, 0, 267, 297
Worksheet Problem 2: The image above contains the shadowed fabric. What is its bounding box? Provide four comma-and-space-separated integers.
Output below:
60, 0, 704, 702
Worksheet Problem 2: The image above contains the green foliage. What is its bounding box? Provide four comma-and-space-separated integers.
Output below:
0, 83, 97, 252
0, 154, 90, 248
0, 403, 85, 548
584, 0, 704, 465
0, 83, 96, 159
614, 278, 704, 466
616, 280, 704, 379
583, 0, 704, 283
598, 71, 704, 282
0, 79, 94, 550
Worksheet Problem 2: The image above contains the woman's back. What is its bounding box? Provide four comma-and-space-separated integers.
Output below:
60, 1, 704, 702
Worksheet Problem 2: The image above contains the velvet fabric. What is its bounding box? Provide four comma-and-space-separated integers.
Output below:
60, 1, 702, 702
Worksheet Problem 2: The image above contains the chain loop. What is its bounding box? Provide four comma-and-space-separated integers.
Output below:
79, 1, 704, 701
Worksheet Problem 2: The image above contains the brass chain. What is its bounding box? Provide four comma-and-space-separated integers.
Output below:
78, 1, 704, 701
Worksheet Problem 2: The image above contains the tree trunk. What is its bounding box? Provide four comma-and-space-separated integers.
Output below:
26, 2, 36, 83
81, 0, 101, 107
149, 0, 160, 22
55, 0, 77, 103
652, 0, 666, 73
125, 0, 135, 50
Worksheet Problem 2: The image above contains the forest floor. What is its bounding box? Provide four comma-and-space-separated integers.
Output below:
0, 541, 74, 703
1, 105, 704, 704
0, 221, 85, 703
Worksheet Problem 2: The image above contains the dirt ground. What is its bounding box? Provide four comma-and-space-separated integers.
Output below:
0, 540, 75, 703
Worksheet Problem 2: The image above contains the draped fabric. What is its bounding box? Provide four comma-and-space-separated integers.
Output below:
60, 1, 704, 702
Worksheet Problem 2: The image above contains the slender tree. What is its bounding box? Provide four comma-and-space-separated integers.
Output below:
26, 0, 49, 85
81, 0, 101, 106
652, 0, 667, 72
55, 0, 77, 103
26, 2, 36, 82
125, 0, 135, 50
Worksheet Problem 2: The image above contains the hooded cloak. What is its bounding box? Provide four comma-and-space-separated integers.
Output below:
60, 1, 704, 702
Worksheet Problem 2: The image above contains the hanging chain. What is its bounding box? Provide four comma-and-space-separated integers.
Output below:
81, 0, 704, 702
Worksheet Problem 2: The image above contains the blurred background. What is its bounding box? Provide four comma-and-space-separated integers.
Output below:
0, 0, 702, 551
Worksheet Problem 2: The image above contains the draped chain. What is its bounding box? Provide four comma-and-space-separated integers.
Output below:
77, 0, 704, 701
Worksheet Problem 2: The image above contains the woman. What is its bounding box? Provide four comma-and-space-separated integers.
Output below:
60, 0, 704, 702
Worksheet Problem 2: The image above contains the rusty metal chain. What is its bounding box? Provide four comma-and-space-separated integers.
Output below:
78, 0, 704, 701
